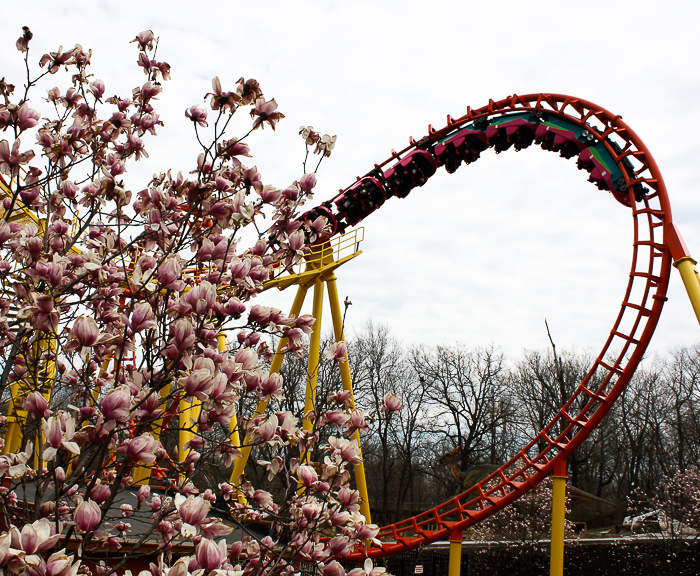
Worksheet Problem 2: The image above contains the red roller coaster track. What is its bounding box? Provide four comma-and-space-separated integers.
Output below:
306, 94, 689, 560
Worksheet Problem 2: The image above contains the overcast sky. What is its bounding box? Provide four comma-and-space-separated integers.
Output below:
2, 1, 700, 361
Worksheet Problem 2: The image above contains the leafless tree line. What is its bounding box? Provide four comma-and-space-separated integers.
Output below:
272, 321, 700, 527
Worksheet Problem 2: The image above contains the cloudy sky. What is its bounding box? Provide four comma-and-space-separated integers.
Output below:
2, 1, 700, 361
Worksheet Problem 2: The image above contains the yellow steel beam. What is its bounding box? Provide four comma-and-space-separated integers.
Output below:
674, 257, 700, 326
326, 274, 371, 524
549, 458, 567, 576
300, 277, 325, 462
448, 528, 463, 576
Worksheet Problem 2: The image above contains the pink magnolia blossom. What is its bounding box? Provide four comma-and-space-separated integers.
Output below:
242, 166, 263, 194
299, 173, 317, 192
348, 410, 369, 434
185, 105, 208, 127
298, 465, 318, 488
327, 536, 353, 557
99, 385, 132, 422
235, 347, 258, 370
347, 559, 385, 576
118, 432, 159, 464
328, 390, 353, 407
174, 494, 210, 535
237, 77, 262, 104
180, 281, 216, 315
207, 76, 241, 111
328, 438, 362, 465
325, 410, 349, 429
355, 527, 381, 547
74, 500, 101, 532
277, 411, 299, 438
132, 30, 155, 51
16, 26, 32, 52
251, 98, 284, 130
221, 138, 250, 157
23, 392, 51, 418
259, 373, 283, 400
315, 134, 337, 157
299, 126, 320, 146
89, 79, 105, 99
258, 414, 278, 442
19, 519, 60, 556
71, 316, 99, 347
16, 104, 40, 131
181, 362, 215, 400
258, 185, 281, 204
294, 314, 315, 334
42, 414, 79, 462
195, 538, 225, 571
89, 483, 111, 505
130, 302, 156, 332
44, 550, 81, 576
325, 341, 348, 363
324, 561, 347, 576
137, 485, 150, 503
382, 393, 403, 413
170, 318, 196, 351
0, 139, 35, 175
158, 257, 184, 291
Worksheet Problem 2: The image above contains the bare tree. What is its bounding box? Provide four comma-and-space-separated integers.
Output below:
349, 322, 433, 524
411, 344, 516, 492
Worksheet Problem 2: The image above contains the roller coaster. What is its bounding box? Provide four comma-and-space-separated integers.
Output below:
3, 92, 700, 574
289, 93, 700, 561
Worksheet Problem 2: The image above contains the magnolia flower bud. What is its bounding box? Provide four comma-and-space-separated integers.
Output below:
99, 385, 131, 422
175, 494, 210, 526
137, 485, 151, 503
72, 316, 99, 347
325, 341, 348, 363
24, 392, 51, 418
195, 538, 224, 571
382, 393, 403, 413
298, 465, 318, 488
90, 483, 111, 504
74, 499, 101, 532
120, 433, 158, 464
299, 173, 317, 192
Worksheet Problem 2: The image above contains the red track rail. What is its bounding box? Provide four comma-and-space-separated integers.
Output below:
314, 94, 677, 559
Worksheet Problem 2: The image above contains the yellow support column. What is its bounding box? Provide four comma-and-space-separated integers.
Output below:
131, 380, 172, 486
178, 396, 201, 478
448, 528, 463, 576
3, 380, 22, 455
215, 332, 242, 452
326, 274, 372, 523
549, 458, 567, 576
301, 277, 325, 461
674, 257, 700, 325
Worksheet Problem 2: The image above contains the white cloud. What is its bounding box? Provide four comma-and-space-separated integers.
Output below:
2, 0, 700, 360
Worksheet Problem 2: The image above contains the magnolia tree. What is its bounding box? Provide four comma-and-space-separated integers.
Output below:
470, 479, 574, 544
627, 465, 700, 561
0, 28, 388, 576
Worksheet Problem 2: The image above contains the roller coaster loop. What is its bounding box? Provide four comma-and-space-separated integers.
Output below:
295, 93, 700, 560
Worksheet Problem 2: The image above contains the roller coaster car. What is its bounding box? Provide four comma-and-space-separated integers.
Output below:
433, 128, 488, 174
486, 116, 539, 153
535, 121, 586, 159
299, 203, 338, 239
334, 177, 387, 226
576, 145, 641, 207
609, 141, 648, 204
383, 150, 437, 199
